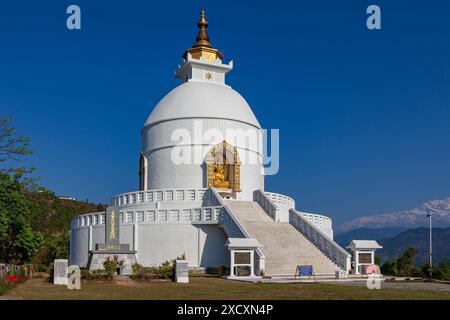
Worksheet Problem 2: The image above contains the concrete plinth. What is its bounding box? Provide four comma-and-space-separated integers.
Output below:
87, 251, 137, 275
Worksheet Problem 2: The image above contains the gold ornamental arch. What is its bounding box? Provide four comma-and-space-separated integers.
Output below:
205, 140, 241, 192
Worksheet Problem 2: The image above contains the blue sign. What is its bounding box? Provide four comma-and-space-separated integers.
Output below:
297, 265, 314, 277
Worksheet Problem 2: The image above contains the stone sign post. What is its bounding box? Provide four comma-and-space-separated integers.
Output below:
87, 206, 137, 275
175, 260, 189, 283
54, 259, 68, 285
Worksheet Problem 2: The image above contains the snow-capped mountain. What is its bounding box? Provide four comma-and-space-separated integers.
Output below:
338, 197, 450, 234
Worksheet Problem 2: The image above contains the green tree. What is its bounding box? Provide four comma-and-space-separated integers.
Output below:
380, 259, 397, 276
0, 115, 42, 263
420, 258, 450, 280
0, 115, 32, 171
103, 257, 118, 275
397, 247, 418, 276
436, 259, 450, 280
0, 171, 43, 263
374, 256, 381, 266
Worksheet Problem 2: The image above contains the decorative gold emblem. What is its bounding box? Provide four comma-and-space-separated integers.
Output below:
109, 210, 116, 240
205, 72, 212, 80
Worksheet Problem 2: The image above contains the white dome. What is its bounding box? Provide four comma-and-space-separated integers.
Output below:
144, 81, 261, 128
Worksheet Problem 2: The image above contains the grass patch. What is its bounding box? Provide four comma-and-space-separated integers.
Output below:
3, 276, 450, 300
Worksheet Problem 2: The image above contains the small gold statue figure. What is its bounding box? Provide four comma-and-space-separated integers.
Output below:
213, 163, 229, 189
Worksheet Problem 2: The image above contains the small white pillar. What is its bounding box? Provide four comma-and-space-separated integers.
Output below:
53, 259, 68, 285
175, 260, 189, 283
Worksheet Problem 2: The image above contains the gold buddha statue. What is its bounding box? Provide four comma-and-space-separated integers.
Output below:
213, 163, 229, 189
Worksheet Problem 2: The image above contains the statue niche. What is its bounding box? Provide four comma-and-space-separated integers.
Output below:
213, 163, 229, 189
206, 140, 241, 192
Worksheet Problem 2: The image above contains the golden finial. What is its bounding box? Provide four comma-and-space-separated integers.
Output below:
184, 9, 223, 62
193, 9, 212, 48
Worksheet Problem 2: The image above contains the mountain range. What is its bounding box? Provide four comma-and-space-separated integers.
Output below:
375, 227, 450, 264
337, 196, 450, 234
335, 227, 450, 264
334, 227, 407, 247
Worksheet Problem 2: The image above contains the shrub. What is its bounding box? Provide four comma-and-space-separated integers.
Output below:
103, 257, 118, 275
0, 279, 15, 296
380, 260, 397, 276
81, 269, 113, 280
4, 274, 25, 284
132, 263, 143, 274
211, 265, 229, 277
159, 260, 175, 279
131, 255, 187, 280
0, 274, 27, 296
420, 259, 450, 280
437, 258, 450, 280
47, 262, 55, 283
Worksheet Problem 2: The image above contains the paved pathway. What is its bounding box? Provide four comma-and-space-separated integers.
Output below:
336, 281, 450, 292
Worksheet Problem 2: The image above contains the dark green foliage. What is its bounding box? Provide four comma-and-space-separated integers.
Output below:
380, 247, 450, 280
436, 259, 450, 280
132, 254, 186, 281
0, 116, 105, 269
80, 269, 113, 280
0, 275, 26, 295
47, 262, 54, 283
132, 262, 143, 274
0, 173, 104, 269
419, 259, 450, 280
131, 262, 174, 280
103, 257, 119, 275
0, 172, 43, 264
380, 247, 419, 277
0, 279, 15, 295
374, 256, 381, 266
0, 115, 32, 165
380, 259, 398, 276
28, 190, 105, 271
397, 247, 417, 276
0, 172, 104, 268
211, 265, 229, 277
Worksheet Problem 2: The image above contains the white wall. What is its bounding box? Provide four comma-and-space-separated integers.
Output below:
136, 223, 228, 267
141, 118, 264, 200
70, 222, 229, 269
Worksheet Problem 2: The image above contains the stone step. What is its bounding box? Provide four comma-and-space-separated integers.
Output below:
224, 200, 340, 276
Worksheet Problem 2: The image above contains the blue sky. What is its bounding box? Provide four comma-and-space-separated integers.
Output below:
1, 0, 449, 225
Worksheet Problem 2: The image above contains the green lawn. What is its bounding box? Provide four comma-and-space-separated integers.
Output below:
3, 276, 450, 300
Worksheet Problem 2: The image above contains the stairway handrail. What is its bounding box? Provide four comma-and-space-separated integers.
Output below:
208, 188, 252, 238
290, 209, 351, 271
253, 190, 278, 221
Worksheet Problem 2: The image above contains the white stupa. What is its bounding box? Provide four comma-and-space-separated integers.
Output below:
70, 11, 350, 277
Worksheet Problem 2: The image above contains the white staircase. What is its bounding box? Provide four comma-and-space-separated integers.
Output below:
224, 200, 340, 277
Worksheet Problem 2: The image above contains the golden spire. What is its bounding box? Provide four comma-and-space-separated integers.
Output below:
184, 10, 224, 62
193, 10, 212, 48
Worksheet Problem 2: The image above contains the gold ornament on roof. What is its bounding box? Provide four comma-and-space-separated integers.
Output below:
184, 10, 224, 62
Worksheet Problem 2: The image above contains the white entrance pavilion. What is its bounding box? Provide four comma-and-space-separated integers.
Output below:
70, 10, 351, 277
